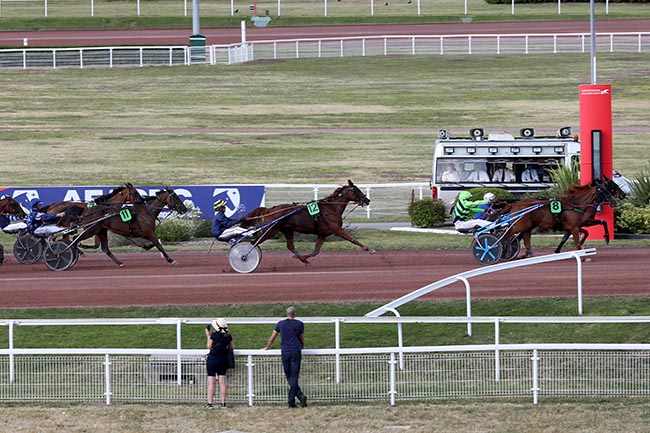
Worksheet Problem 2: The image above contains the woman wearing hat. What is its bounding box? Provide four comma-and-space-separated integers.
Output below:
205, 318, 233, 408
211, 199, 247, 242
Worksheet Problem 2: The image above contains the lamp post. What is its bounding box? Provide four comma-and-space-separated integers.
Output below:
590, 0, 596, 84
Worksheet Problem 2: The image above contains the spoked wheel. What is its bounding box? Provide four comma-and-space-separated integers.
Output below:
500, 236, 521, 262
44, 240, 79, 271
228, 242, 262, 274
13, 233, 45, 264
471, 233, 503, 266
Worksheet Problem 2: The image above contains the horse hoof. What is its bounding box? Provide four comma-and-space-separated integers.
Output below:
583, 257, 592, 263
118, 263, 125, 268
369, 249, 377, 255
170, 260, 177, 266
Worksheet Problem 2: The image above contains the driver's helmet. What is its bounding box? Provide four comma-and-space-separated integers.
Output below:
30, 199, 43, 210
483, 192, 496, 202
458, 191, 472, 201
213, 199, 227, 211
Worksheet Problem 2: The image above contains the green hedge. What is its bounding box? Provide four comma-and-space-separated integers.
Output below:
408, 198, 446, 228
615, 203, 650, 234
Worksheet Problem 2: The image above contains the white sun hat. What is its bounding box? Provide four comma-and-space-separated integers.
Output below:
211, 318, 228, 331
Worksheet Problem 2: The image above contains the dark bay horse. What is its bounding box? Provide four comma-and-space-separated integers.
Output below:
502, 181, 606, 258
43, 182, 145, 244
43, 182, 144, 215
0, 195, 27, 219
242, 180, 376, 264
72, 187, 187, 267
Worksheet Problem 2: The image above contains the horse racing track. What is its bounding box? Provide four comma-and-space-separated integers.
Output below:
0, 247, 647, 309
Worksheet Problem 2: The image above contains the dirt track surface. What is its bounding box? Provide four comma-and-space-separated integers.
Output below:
0, 247, 648, 308
1, 19, 649, 47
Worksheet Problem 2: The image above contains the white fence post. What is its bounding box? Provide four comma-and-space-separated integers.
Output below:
246, 354, 255, 406
335, 318, 341, 383
388, 352, 397, 406
494, 318, 500, 382
531, 349, 539, 405
104, 354, 112, 405
176, 320, 182, 385
9, 320, 15, 384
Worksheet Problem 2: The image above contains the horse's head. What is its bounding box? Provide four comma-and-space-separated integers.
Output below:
124, 182, 146, 204
0, 195, 28, 218
157, 188, 188, 214
595, 177, 626, 207
331, 180, 370, 207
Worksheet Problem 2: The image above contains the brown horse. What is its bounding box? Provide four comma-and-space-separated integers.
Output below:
242, 180, 375, 264
42, 182, 144, 215
42, 182, 145, 245
71, 187, 187, 267
502, 181, 605, 258
554, 177, 627, 253
0, 195, 27, 219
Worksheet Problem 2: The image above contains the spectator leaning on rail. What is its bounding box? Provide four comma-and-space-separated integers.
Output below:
262, 306, 308, 409
452, 191, 495, 232
211, 199, 248, 242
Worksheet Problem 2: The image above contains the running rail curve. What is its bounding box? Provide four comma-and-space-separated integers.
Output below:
365, 248, 597, 318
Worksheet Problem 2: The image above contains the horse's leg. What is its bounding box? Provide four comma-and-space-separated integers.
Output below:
294, 236, 328, 264
282, 230, 308, 264
78, 235, 101, 250
555, 232, 571, 254
521, 229, 533, 257
569, 227, 583, 251
323, 226, 376, 255
147, 236, 177, 265
98, 230, 125, 267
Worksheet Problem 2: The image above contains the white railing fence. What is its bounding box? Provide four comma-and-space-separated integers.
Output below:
0, 0, 619, 18
1, 32, 648, 69
264, 183, 428, 220
3, 317, 650, 405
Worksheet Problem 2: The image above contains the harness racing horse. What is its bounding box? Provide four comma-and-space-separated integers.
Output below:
72, 187, 187, 267
42, 182, 145, 245
502, 180, 607, 258
42, 182, 145, 215
0, 195, 27, 219
242, 180, 376, 264
554, 176, 627, 253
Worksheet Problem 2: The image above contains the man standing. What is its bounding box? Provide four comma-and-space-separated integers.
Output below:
262, 306, 308, 408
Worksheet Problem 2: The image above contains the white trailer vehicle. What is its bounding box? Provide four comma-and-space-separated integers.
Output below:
430, 127, 581, 208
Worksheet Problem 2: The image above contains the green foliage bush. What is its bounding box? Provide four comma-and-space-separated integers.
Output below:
156, 219, 196, 242
628, 163, 650, 207
408, 198, 446, 227
465, 187, 514, 202
615, 202, 650, 234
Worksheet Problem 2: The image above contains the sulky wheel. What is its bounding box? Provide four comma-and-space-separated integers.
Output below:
13, 232, 45, 264
228, 242, 262, 274
500, 236, 521, 262
44, 240, 79, 271
471, 233, 503, 266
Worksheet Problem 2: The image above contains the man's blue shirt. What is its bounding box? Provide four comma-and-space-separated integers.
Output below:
274, 318, 304, 352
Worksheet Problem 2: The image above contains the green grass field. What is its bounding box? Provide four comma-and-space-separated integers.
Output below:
2, 53, 649, 186
2, 10, 650, 428
0, 0, 648, 30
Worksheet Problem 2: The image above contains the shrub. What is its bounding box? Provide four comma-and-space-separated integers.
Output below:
156, 219, 196, 242
628, 163, 650, 206
547, 160, 580, 196
408, 198, 446, 227
465, 187, 514, 202
615, 202, 650, 234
